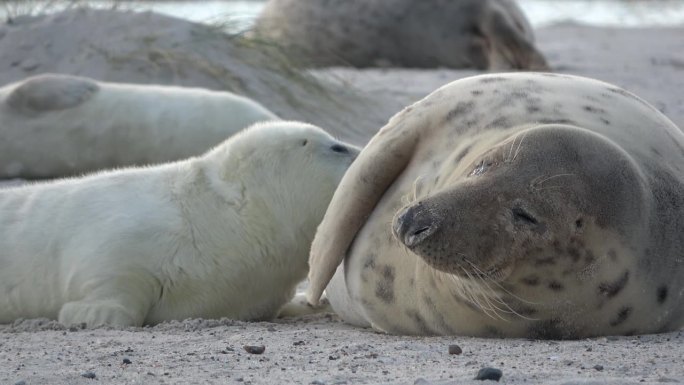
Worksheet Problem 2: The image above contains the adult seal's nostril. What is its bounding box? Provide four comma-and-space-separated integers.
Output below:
393, 204, 438, 248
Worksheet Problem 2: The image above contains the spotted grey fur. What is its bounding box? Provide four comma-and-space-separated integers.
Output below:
308, 73, 684, 339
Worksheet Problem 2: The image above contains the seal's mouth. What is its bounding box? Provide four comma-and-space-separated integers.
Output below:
455, 259, 514, 282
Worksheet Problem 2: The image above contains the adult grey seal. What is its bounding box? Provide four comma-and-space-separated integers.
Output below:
0, 121, 358, 327
307, 73, 684, 339
0, 73, 278, 179
253, 0, 548, 70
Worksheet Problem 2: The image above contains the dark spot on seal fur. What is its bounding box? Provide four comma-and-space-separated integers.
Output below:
513, 304, 538, 317
521, 276, 540, 286
528, 319, 575, 340
527, 105, 541, 113
607, 87, 652, 109
583, 105, 607, 114
657, 285, 668, 304
510, 90, 529, 99
482, 325, 505, 338
598, 270, 629, 298
600, 117, 611, 125
363, 255, 376, 269
406, 310, 430, 333
479, 77, 508, 84
534, 256, 556, 266
445, 101, 475, 121
609, 306, 632, 327
471, 90, 484, 96
538, 118, 577, 125
453, 145, 472, 164
375, 265, 395, 304
566, 247, 581, 262
608, 249, 618, 261
548, 281, 564, 291
485, 117, 510, 129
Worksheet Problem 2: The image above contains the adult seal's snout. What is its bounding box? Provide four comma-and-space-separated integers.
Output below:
393, 203, 440, 248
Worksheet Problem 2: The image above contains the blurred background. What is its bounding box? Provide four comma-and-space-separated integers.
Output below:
3, 0, 684, 31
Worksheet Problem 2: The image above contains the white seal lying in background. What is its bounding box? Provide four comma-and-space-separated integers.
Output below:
0, 121, 359, 327
0, 73, 278, 179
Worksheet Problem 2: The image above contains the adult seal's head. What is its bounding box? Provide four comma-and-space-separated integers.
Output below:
307, 73, 684, 339
393, 125, 648, 285
253, 0, 548, 70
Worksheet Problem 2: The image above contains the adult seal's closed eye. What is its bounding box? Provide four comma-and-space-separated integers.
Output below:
307, 73, 684, 339
253, 0, 548, 70
0, 73, 278, 178
0, 121, 359, 328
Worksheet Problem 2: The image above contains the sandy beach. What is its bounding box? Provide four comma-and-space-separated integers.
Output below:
1, 6, 684, 385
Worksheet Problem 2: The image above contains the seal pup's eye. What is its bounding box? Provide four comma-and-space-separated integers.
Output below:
330, 144, 349, 154
301, 139, 309, 146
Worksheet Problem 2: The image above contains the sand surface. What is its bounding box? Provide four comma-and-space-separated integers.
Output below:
1, 9, 684, 385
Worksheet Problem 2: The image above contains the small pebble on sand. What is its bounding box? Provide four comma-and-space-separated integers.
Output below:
475, 367, 502, 381
123, 358, 132, 364
594, 364, 604, 371
448, 344, 463, 355
81, 371, 97, 379
243, 345, 266, 354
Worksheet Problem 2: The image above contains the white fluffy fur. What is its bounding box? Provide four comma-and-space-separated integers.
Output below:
0, 121, 358, 327
0, 73, 278, 178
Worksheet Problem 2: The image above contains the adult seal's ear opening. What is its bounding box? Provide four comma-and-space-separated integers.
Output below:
307, 72, 684, 338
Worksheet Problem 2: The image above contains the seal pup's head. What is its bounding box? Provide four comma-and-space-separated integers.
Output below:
204, 120, 360, 234
393, 125, 648, 286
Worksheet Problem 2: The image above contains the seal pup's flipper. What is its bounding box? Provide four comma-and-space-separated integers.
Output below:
7, 73, 100, 114
307, 113, 421, 305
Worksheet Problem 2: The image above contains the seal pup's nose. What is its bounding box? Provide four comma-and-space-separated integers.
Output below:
392, 203, 439, 248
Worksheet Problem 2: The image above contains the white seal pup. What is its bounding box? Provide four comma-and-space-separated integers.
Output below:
253, 0, 548, 70
0, 73, 278, 179
308, 73, 684, 339
0, 121, 359, 327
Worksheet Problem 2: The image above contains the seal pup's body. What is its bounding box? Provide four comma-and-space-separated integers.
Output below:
308, 73, 684, 338
0, 74, 278, 178
0, 121, 359, 327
